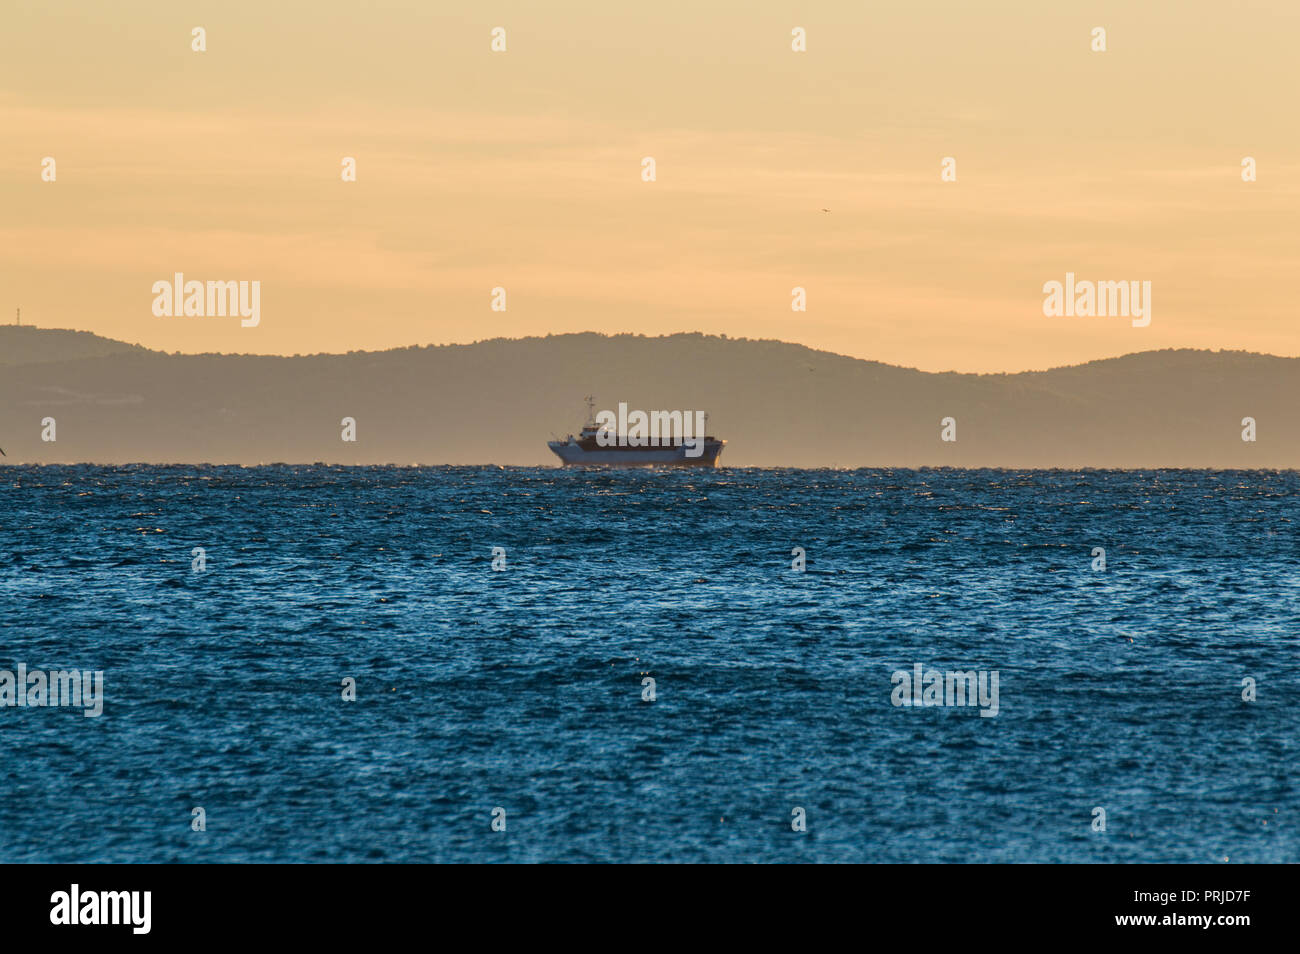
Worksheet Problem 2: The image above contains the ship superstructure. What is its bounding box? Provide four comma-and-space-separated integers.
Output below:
547, 397, 725, 467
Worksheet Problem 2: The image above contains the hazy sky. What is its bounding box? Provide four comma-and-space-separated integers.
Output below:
2, 0, 1297, 371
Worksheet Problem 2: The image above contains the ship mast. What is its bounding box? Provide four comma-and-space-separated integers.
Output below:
584, 394, 596, 425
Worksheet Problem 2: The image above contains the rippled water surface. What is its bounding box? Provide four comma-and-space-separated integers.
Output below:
1, 466, 1296, 862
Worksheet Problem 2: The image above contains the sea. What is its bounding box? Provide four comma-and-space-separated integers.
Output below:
0, 466, 1296, 863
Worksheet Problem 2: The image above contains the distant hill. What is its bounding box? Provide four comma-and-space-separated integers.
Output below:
0, 326, 146, 366
0, 328, 1295, 466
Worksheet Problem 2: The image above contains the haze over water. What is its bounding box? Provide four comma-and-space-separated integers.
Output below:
1, 465, 1295, 862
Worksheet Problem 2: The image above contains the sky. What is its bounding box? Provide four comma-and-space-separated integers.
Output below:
2, 0, 1298, 372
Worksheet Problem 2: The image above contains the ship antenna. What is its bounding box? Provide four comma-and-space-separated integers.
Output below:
584, 394, 596, 425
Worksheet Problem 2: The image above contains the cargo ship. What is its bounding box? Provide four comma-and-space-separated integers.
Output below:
548, 397, 726, 467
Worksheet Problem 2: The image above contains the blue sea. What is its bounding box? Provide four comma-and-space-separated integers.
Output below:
0, 466, 1296, 863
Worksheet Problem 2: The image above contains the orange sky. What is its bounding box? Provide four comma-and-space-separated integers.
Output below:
2, 0, 1297, 371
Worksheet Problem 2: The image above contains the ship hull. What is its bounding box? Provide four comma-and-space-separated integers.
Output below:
548, 440, 725, 467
